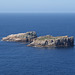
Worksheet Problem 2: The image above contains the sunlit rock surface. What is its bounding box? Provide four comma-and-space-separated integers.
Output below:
2, 31, 37, 43
27, 35, 74, 47
2, 31, 74, 47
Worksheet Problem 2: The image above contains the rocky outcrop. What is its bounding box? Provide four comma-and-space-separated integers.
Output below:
1, 31, 74, 48
27, 35, 74, 47
2, 31, 37, 43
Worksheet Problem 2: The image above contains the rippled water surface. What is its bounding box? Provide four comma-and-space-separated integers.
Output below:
0, 13, 75, 75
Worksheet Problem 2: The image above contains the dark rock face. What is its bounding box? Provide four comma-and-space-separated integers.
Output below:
1, 31, 37, 43
27, 35, 74, 47
55, 37, 74, 47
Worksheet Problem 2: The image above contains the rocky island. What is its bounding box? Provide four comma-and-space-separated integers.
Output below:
28, 35, 74, 47
1, 31, 74, 48
2, 31, 37, 43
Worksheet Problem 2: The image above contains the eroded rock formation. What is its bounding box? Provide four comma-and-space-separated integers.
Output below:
2, 31, 37, 43
27, 35, 74, 47
1, 31, 74, 48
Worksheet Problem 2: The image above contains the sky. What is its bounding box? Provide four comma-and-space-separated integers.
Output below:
0, 0, 75, 13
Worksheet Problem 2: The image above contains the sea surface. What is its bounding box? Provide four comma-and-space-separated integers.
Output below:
0, 13, 75, 75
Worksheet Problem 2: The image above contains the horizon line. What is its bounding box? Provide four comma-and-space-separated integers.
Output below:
0, 11, 75, 13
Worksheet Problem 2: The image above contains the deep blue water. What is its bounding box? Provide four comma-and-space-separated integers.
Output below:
0, 13, 75, 75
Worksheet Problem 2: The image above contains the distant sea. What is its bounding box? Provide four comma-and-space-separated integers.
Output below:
0, 13, 75, 75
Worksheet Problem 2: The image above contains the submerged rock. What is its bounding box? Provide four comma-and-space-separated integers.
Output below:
27, 35, 74, 47
2, 31, 37, 43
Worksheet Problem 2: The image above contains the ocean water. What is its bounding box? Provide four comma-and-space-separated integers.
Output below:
0, 13, 75, 75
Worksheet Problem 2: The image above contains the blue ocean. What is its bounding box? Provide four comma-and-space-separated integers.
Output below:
0, 13, 75, 75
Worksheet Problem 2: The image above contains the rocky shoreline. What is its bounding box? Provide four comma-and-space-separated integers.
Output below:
1, 31, 74, 48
